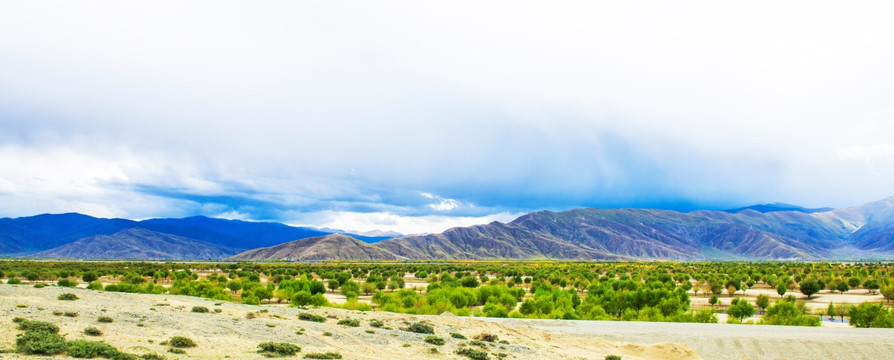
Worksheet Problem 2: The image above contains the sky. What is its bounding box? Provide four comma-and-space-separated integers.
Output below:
1, 1, 893, 234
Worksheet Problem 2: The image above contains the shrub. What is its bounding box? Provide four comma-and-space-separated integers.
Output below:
469, 340, 488, 348
17, 320, 60, 334
424, 336, 445, 345
12, 316, 27, 323
257, 342, 301, 357
97, 316, 114, 323
456, 347, 489, 360
606, 356, 622, 360
336, 319, 360, 327
849, 302, 894, 328
191, 306, 210, 313
168, 348, 186, 354
82, 272, 98, 283
322, 332, 332, 336
58, 293, 79, 301
64, 311, 79, 317
66, 340, 119, 358
84, 326, 103, 336
168, 336, 197, 348
15, 330, 67, 355
369, 319, 384, 328
406, 322, 434, 334
87, 282, 104, 290
58, 279, 78, 287
214, 308, 222, 313
298, 313, 326, 323
140, 354, 166, 360
474, 333, 499, 342
34, 283, 47, 288
303, 352, 342, 359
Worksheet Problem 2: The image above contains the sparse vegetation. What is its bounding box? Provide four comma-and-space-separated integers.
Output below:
336, 318, 360, 327
303, 352, 342, 359
424, 335, 445, 345
456, 347, 489, 360
298, 312, 326, 323
168, 336, 197, 348
84, 326, 103, 336
406, 322, 434, 334
66, 340, 119, 358
58, 293, 79, 301
257, 342, 301, 357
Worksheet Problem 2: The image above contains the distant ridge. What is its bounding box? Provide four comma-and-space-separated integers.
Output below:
724, 202, 834, 214
0, 214, 373, 256
233, 196, 894, 261
230, 234, 402, 261
5, 196, 894, 260
34, 228, 242, 259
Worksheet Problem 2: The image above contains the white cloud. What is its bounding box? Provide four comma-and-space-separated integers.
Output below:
287, 210, 523, 235
1, 1, 894, 225
421, 192, 460, 211
839, 143, 894, 165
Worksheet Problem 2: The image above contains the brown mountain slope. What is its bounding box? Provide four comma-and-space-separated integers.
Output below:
229, 234, 404, 261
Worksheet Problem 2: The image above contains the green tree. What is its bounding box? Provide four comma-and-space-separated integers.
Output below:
727, 298, 755, 322
799, 279, 821, 299
776, 283, 787, 297
848, 302, 894, 328
836, 281, 849, 294
81, 272, 98, 283
227, 281, 242, 294
708, 295, 719, 308
826, 302, 836, 321
756, 294, 770, 314
328, 279, 340, 292
340, 280, 360, 299
881, 285, 894, 304
863, 279, 880, 294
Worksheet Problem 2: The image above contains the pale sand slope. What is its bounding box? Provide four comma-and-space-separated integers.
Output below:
0, 285, 697, 360
483, 318, 894, 360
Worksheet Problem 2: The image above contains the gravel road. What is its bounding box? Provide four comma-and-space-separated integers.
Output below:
482, 317, 894, 360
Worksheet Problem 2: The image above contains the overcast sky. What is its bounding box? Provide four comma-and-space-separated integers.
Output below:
1, 1, 893, 234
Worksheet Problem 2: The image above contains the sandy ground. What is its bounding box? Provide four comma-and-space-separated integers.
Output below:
0, 285, 697, 360
483, 318, 894, 360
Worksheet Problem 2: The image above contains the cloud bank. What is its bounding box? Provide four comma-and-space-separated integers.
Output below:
1, 1, 893, 232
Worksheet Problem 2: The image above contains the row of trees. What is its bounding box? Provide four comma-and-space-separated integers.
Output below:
3, 260, 894, 327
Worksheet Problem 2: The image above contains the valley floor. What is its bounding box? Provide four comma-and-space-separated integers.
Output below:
2, 285, 892, 360
0, 285, 695, 360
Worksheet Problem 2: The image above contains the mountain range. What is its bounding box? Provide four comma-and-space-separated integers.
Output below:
3, 197, 894, 260
0, 214, 389, 258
